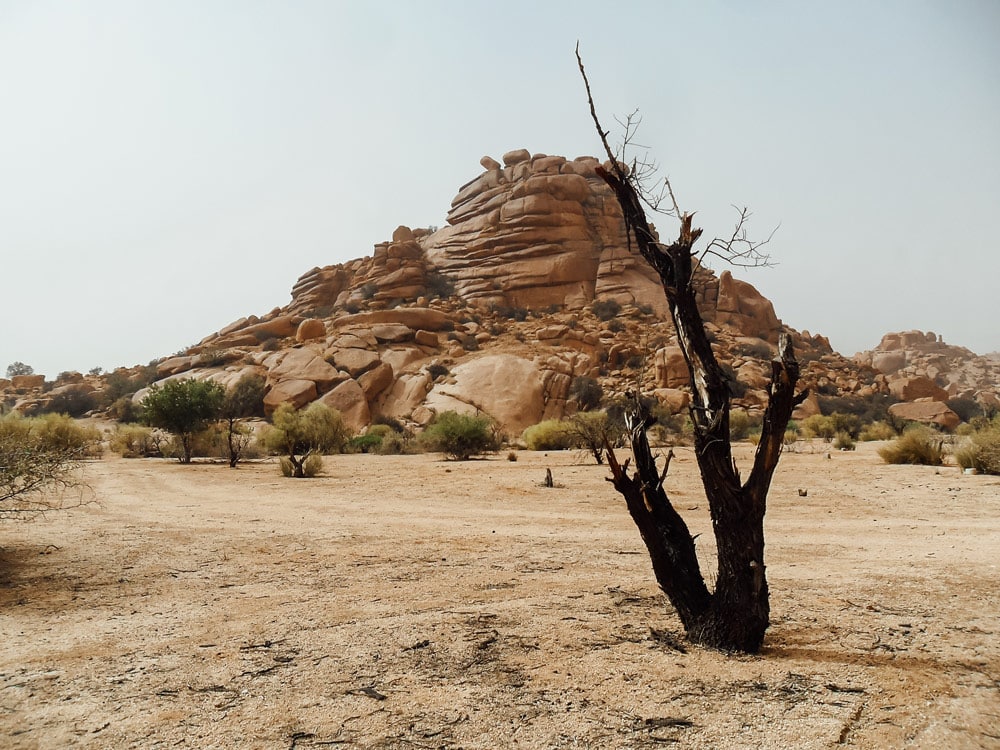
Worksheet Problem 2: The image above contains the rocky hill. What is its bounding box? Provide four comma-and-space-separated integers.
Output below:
10, 150, 994, 434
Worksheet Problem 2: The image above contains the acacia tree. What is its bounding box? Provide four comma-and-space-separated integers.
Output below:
262, 402, 350, 478
578, 48, 806, 653
219, 374, 267, 467
141, 379, 225, 464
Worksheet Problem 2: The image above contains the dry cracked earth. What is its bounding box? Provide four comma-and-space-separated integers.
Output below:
1, 442, 998, 748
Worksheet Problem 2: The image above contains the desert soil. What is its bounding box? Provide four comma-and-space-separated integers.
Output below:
1, 442, 998, 749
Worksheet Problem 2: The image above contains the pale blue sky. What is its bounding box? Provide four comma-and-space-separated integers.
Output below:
2, 1, 998, 377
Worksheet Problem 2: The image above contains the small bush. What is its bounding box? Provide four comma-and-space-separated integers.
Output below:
859, 421, 896, 441
507, 451, 518, 462
29, 414, 103, 458
375, 431, 419, 455
420, 411, 500, 460
373, 415, 406, 433
110, 424, 168, 458
954, 419, 1000, 474
729, 410, 759, 441
425, 272, 455, 300
279, 453, 322, 477
878, 426, 944, 466
523, 420, 577, 451
607, 319, 625, 333
801, 414, 837, 441
348, 433, 384, 454
428, 364, 449, 381
43, 386, 98, 418
833, 431, 856, 451
569, 376, 603, 412
592, 299, 622, 321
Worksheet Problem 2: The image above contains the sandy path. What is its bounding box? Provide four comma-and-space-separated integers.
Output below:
1, 443, 998, 748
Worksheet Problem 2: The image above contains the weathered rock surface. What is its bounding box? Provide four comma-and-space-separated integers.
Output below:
857, 330, 1000, 409
888, 400, 961, 431
26, 155, 989, 436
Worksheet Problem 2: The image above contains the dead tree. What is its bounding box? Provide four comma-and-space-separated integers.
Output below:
578, 47, 806, 653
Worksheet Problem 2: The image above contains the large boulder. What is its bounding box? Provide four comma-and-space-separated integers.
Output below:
888, 400, 960, 431
263, 379, 317, 415
888, 376, 949, 403
426, 354, 546, 435
266, 348, 343, 392
318, 379, 370, 433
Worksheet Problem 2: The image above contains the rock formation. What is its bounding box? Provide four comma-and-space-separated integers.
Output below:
856, 330, 1000, 412
9, 153, 994, 437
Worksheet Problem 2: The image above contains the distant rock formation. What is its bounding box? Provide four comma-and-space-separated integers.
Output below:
856, 330, 1000, 412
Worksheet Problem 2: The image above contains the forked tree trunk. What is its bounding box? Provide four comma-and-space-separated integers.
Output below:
596, 167, 806, 653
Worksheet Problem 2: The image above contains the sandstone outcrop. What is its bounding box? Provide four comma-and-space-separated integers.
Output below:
20, 153, 993, 437
857, 330, 1000, 410
887, 400, 961, 431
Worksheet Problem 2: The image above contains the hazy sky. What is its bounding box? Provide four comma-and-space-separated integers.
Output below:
2, 1, 998, 378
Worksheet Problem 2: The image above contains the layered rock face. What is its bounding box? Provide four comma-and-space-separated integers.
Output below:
112, 149, 801, 434
856, 330, 1000, 411
15, 150, 972, 435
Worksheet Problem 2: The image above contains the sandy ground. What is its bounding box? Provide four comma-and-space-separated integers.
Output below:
1, 442, 998, 749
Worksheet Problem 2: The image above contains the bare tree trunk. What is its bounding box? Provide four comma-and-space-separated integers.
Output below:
578, 47, 805, 652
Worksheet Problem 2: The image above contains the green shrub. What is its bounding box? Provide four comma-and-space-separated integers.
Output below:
859, 421, 896, 441
801, 414, 836, 441
954, 420, 1000, 474
420, 411, 500, 460
523, 420, 577, 451
878, 426, 944, 466
946, 397, 984, 423
428, 364, 449, 381
348, 433, 384, 453
141, 379, 226, 463
262, 402, 351, 477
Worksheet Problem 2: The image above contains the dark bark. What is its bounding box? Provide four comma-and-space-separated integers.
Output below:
595, 165, 806, 651
578, 48, 805, 650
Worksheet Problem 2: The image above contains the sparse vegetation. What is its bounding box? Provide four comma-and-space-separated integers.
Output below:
140, 379, 226, 464
110, 424, 168, 458
219, 374, 267, 467
954, 418, 1000, 474
878, 426, 945, 466
523, 420, 576, 451
261, 402, 350, 477
569, 376, 602, 411
833, 431, 856, 451
591, 298, 621, 321
420, 411, 500, 460
0, 413, 93, 517
729, 410, 759, 441
39, 386, 99, 418
859, 421, 897, 441
6, 361, 34, 378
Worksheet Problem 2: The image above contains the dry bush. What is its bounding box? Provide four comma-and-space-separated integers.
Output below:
954, 420, 1000, 474
859, 421, 896, 441
878, 426, 945, 466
